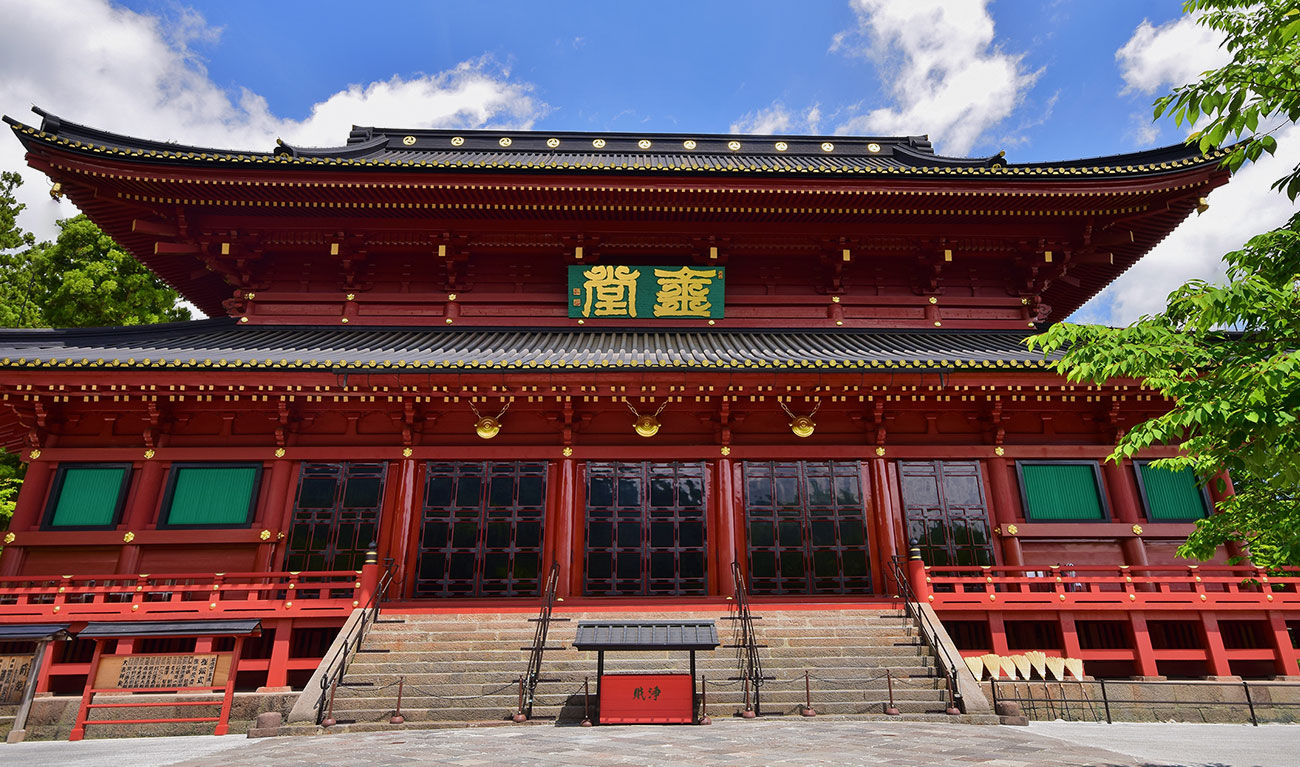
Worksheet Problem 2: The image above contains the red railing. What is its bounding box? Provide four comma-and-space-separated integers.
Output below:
0, 570, 367, 622
919, 565, 1300, 611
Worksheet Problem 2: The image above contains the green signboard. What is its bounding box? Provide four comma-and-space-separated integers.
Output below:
568, 264, 725, 319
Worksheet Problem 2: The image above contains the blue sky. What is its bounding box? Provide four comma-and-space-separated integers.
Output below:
114, 0, 1185, 160
2, 0, 1296, 324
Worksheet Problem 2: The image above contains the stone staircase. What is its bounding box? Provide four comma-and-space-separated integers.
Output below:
312, 605, 997, 731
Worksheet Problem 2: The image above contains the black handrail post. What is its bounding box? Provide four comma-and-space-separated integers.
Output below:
730, 561, 764, 718
314, 547, 395, 726
1100, 679, 1112, 723
519, 562, 563, 722
1244, 681, 1258, 726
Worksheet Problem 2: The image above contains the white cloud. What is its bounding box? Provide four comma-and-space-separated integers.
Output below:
730, 102, 824, 136
1115, 15, 1229, 96
830, 0, 1040, 155
1074, 15, 1296, 326
0, 1, 544, 244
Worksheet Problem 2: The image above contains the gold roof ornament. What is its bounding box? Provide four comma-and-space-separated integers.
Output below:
469, 397, 512, 440
625, 397, 669, 438
778, 397, 821, 438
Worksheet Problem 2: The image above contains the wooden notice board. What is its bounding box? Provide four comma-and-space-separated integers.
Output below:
0, 654, 33, 704
92, 652, 232, 690
599, 673, 694, 724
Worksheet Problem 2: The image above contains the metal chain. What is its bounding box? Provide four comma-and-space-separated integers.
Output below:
776, 397, 822, 419
468, 396, 513, 421
623, 397, 669, 419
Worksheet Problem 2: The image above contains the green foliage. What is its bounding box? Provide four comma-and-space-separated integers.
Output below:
1028, 214, 1300, 567
1, 171, 192, 535
1155, 1, 1300, 198
31, 215, 192, 327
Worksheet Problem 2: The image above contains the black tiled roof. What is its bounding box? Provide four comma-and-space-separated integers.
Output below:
76, 619, 262, 638
573, 620, 720, 651
0, 319, 1059, 372
3, 107, 1223, 179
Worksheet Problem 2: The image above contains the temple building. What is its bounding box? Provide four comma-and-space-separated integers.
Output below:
0, 107, 1295, 736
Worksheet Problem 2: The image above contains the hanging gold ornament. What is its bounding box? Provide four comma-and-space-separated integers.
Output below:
625, 398, 669, 438
779, 397, 821, 438
469, 397, 512, 440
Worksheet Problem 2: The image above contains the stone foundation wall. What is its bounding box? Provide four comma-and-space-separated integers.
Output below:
983, 680, 1300, 724
0, 691, 298, 741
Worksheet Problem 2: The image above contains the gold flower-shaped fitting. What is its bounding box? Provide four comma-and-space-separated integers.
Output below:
875, 446, 886, 456
727, 141, 741, 151
994, 446, 1005, 456
402, 136, 416, 146
3, 533, 14, 544
346, 293, 356, 301
682, 140, 697, 150
592, 138, 606, 148
820, 142, 834, 152
1131, 524, 1144, 536
637, 139, 652, 149
450, 136, 464, 146
774, 141, 788, 152
28, 449, 40, 460
260, 529, 272, 541
123, 532, 136, 543
1005, 524, 1019, 536
562, 447, 573, 457
402, 447, 413, 458
144, 449, 155, 460
720, 446, 732, 456
546, 138, 560, 148
274, 448, 286, 458
498, 137, 512, 147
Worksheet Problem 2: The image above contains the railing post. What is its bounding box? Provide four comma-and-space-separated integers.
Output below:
1243, 681, 1258, 726
358, 543, 380, 606
907, 543, 931, 603
1099, 679, 1112, 723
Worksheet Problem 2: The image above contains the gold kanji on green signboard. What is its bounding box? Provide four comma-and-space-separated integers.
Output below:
568, 264, 724, 319
579, 265, 641, 317
653, 266, 717, 317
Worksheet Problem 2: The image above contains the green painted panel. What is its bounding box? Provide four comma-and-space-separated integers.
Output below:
165, 466, 257, 526
1022, 464, 1104, 521
1139, 464, 1208, 520
568, 264, 725, 319
50, 467, 125, 527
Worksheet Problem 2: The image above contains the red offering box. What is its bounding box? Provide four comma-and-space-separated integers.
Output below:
599, 673, 693, 724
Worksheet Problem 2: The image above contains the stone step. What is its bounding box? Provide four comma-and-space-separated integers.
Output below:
326, 697, 956, 723
341, 659, 939, 680
298, 711, 1000, 736
328, 681, 947, 704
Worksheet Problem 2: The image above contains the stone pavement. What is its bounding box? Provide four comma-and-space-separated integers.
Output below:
0, 720, 1294, 767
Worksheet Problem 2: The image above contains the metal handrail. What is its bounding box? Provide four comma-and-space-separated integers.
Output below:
729, 561, 766, 716
518, 562, 563, 720
316, 557, 395, 726
888, 554, 963, 714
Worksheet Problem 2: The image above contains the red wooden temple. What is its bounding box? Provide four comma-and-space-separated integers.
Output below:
0, 106, 1295, 711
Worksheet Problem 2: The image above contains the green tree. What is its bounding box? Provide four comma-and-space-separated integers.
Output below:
1031, 0, 1300, 567
0, 171, 192, 533
1158, 0, 1300, 198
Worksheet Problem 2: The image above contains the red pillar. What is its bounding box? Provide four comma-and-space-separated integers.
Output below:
1059, 612, 1084, 661
988, 612, 1011, 656
261, 619, 294, 691
556, 457, 577, 597
386, 459, 418, 599
1129, 612, 1162, 679
868, 459, 899, 591
9, 459, 52, 532
116, 458, 165, 574
1208, 471, 1248, 563
986, 457, 1023, 566
1267, 613, 1299, 677
253, 458, 293, 572
714, 457, 737, 597
1200, 613, 1236, 679
1104, 460, 1149, 567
